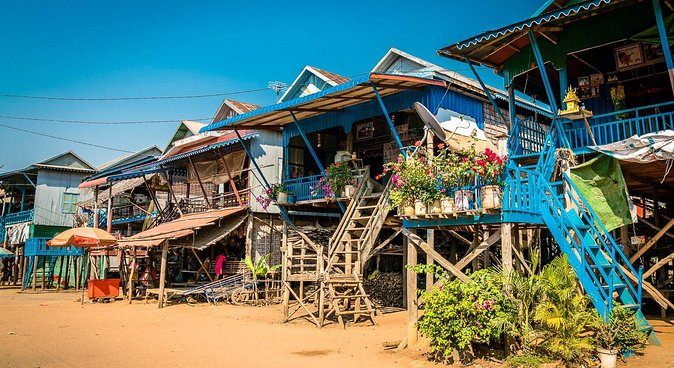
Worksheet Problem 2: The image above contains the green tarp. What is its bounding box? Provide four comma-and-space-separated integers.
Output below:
632, 13, 674, 44
569, 154, 633, 231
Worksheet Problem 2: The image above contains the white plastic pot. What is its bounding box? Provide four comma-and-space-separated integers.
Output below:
597, 348, 618, 368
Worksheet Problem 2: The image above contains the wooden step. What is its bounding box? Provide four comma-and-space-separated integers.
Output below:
621, 303, 640, 310
332, 293, 369, 299
352, 216, 373, 221
346, 226, 366, 231
334, 250, 360, 254
602, 283, 627, 290
361, 194, 382, 199
324, 278, 361, 284
336, 308, 375, 315
357, 205, 378, 210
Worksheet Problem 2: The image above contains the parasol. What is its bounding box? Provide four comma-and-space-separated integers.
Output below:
47, 227, 117, 248
47, 227, 117, 305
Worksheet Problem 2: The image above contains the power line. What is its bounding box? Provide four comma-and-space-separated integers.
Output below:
0, 87, 269, 101
0, 115, 211, 125
0, 123, 135, 153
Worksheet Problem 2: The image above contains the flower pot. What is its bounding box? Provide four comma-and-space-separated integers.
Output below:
454, 190, 474, 211
414, 200, 427, 215
597, 348, 618, 368
430, 199, 442, 214
441, 197, 454, 214
402, 203, 416, 216
287, 194, 296, 204
480, 185, 501, 209
343, 185, 356, 198
276, 192, 288, 204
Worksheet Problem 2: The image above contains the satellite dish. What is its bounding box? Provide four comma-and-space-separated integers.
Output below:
414, 102, 447, 142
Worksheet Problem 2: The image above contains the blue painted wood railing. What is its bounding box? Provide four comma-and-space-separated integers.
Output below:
24, 237, 83, 257
284, 174, 324, 202
565, 110, 674, 150
4, 209, 35, 225
508, 116, 549, 157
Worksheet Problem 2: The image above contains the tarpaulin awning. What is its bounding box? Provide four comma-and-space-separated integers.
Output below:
117, 207, 247, 247
78, 175, 154, 207
184, 214, 247, 250
589, 131, 674, 163
632, 13, 674, 44
160, 130, 257, 164
569, 154, 635, 232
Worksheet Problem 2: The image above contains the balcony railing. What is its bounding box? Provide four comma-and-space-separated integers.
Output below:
24, 237, 83, 257
4, 209, 35, 226
509, 116, 549, 157
180, 188, 251, 213
284, 168, 369, 203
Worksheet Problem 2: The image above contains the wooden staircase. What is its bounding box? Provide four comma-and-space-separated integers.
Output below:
320, 172, 392, 328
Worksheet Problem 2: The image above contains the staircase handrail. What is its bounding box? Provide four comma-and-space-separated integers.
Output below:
537, 178, 611, 301
358, 176, 393, 261
328, 167, 370, 253
562, 172, 643, 303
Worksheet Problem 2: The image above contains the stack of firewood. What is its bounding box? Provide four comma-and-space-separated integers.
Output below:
363, 272, 403, 307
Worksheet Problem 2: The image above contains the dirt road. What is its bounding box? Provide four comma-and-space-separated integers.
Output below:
0, 287, 672, 367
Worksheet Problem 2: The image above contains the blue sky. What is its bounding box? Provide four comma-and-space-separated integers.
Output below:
0, 0, 539, 171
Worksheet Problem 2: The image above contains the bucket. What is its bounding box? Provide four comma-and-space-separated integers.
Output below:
481, 185, 502, 209
454, 190, 474, 211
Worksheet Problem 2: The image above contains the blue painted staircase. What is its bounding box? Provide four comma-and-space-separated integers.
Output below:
511, 119, 653, 336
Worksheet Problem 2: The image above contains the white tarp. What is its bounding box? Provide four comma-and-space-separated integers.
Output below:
589, 131, 674, 163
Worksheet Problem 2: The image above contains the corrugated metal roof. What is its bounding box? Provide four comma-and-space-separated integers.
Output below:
201, 73, 447, 131
117, 207, 246, 247
437, 0, 617, 68
156, 131, 257, 165
107, 167, 169, 182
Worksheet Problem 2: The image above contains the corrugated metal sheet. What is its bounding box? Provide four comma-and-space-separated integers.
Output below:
33, 169, 88, 227
107, 167, 169, 182
282, 85, 485, 145
200, 73, 448, 131
454, 0, 612, 51
157, 132, 258, 165
117, 207, 247, 247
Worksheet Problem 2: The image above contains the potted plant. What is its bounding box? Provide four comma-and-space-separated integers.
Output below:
257, 183, 288, 209
453, 145, 478, 211
475, 148, 506, 210
315, 162, 355, 199
434, 143, 457, 214
594, 307, 648, 368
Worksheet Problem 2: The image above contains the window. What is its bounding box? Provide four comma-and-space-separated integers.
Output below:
62, 193, 79, 214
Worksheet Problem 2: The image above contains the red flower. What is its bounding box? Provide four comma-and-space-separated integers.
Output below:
477, 159, 486, 166
415, 140, 422, 147
437, 143, 445, 149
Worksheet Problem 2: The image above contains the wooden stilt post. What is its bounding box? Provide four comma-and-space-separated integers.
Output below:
129, 246, 137, 304
426, 229, 434, 291
407, 230, 418, 346
188, 157, 212, 209
56, 256, 64, 291
402, 235, 408, 309
282, 222, 290, 322
502, 223, 513, 273
74, 257, 80, 290
158, 240, 169, 309
63, 256, 71, 290
93, 187, 99, 228
218, 149, 243, 207
80, 250, 88, 305
20, 256, 28, 290
31, 255, 37, 291
621, 226, 631, 258
106, 186, 113, 233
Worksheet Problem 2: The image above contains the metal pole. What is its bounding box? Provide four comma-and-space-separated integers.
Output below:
527, 31, 559, 114
652, 0, 674, 94
289, 112, 325, 173
466, 58, 509, 127
371, 82, 406, 158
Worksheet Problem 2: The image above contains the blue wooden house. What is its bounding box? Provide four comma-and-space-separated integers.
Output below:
0, 151, 97, 287
433, 0, 674, 339
199, 52, 550, 327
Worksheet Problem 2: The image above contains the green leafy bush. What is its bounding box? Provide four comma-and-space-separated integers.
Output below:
595, 306, 647, 354
417, 269, 515, 361
505, 354, 552, 368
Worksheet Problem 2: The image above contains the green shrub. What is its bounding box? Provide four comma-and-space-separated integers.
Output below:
595, 306, 647, 354
417, 269, 516, 361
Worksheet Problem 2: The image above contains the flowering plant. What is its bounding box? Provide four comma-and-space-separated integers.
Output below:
473, 148, 506, 185
382, 141, 439, 208
312, 162, 355, 199
257, 183, 287, 210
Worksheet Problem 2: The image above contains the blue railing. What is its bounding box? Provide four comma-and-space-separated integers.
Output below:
24, 237, 83, 257
4, 209, 35, 225
284, 174, 324, 202
508, 116, 549, 157
565, 110, 674, 150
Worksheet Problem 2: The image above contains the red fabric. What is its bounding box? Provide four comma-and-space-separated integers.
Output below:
215, 255, 226, 276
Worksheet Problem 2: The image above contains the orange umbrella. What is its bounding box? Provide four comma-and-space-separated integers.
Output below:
47, 227, 117, 248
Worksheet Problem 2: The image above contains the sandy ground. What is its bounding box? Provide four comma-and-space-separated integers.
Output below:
0, 287, 672, 368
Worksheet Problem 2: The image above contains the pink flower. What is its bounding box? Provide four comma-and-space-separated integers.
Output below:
437, 143, 445, 149
415, 141, 422, 147
397, 156, 403, 163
